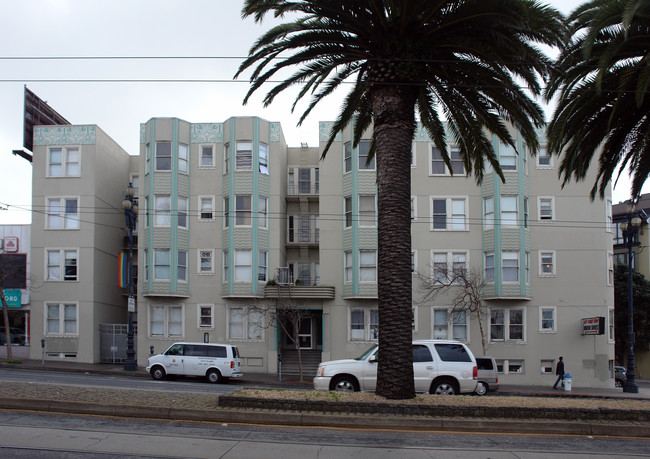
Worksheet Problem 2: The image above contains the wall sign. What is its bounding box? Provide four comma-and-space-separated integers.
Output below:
582, 317, 605, 335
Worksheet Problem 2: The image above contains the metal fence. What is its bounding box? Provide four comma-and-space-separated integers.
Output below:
99, 323, 137, 363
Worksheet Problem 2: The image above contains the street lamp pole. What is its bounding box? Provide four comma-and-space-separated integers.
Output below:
620, 200, 641, 393
122, 183, 138, 371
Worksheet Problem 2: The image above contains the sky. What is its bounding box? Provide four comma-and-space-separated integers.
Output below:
0, 0, 639, 225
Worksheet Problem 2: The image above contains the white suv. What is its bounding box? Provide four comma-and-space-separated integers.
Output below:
314, 339, 477, 395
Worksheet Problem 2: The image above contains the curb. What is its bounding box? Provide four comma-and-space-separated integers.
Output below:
0, 397, 648, 437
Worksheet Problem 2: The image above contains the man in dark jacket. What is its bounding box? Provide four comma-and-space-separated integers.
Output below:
553, 356, 565, 389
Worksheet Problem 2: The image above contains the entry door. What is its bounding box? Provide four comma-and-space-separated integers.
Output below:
298, 318, 312, 349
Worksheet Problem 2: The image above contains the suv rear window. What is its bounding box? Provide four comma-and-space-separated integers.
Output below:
434, 343, 472, 362
476, 358, 494, 370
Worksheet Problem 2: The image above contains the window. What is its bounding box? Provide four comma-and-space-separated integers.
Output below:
199, 196, 215, 221
198, 304, 214, 328
432, 251, 467, 283
259, 142, 269, 174
359, 195, 376, 227
411, 197, 417, 221
537, 145, 551, 167
144, 196, 150, 228
358, 140, 375, 170
155, 195, 171, 226
228, 307, 263, 340
47, 197, 79, 229
45, 302, 78, 335
344, 197, 352, 227
178, 197, 188, 228
48, 147, 80, 177
150, 304, 183, 338
431, 146, 464, 175
607, 252, 614, 286
199, 250, 214, 274
541, 360, 554, 374
433, 309, 448, 339
359, 250, 377, 282
431, 197, 467, 230
155, 141, 171, 171
538, 197, 554, 221
177, 251, 187, 281
258, 251, 267, 281
500, 196, 518, 226
235, 249, 252, 282
484, 197, 494, 229
259, 197, 268, 229
223, 143, 230, 173
608, 308, 615, 342
154, 249, 170, 280
499, 142, 517, 170
235, 195, 252, 226
507, 360, 524, 374
411, 250, 417, 274
344, 251, 352, 283
178, 143, 188, 173
435, 343, 472, 362
223, 251, 229, 282
523, 197, 529, 229
539, 251, 555, 276
236, 141, 252, 171
46, 249, 78, 281
223, 196, 230, 228
490, 308, 525, 341
200, 145, 214, 167
606, 199, 613, 233
350, 307, 379, 341
502, 251, 519, 282
525, 252, 530, 285
540, 306, 556, 332
484, 252, 495, 283
344, 142, 352, 172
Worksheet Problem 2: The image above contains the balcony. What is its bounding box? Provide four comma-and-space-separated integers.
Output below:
287, 228, 319, 246
286, 182, 319, 202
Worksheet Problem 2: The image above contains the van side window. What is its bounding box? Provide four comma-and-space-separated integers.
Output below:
207, 346, 227, 358
166, 344, 184, 356
185, 345, 206, 356
413, 344, 433, 362
434, 343, 471, 362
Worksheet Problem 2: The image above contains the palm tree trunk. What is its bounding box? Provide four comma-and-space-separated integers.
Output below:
372, 84, 417, 400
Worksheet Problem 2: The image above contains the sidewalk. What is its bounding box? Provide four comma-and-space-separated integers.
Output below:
3, 358, 650, 400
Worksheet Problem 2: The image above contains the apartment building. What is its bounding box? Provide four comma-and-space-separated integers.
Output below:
29, 116, 616, 388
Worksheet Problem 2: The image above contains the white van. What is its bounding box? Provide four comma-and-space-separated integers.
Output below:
146, 342, 243, 383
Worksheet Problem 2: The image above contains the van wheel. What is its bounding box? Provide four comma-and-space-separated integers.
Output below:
207, 369, 222, 384
331, 375, 359, 392
150, 366, 166, 381
474, 381, 488, 396
431, 378, 458, 395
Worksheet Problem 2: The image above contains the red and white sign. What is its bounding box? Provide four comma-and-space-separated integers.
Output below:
3, 236, 18, 253
582, 317, 604, 335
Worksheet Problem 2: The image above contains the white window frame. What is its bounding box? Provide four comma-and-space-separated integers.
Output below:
235, 195, 252, 227
538, 250, 556, 277
44, 302, 78, 336
149, 304, 184, 338
198, 249, 214, 274
541, 359, 554, 374
344, 250, 353, 284
46, 197, 80, 230
411, 250, 417, 275
539, 306, 557, 333
154, 249, 171, 280
154, 195, 171, 227
430, 196, 468, 231
258, 250, 268, 282
500, 195, 518, 227
538, 196, 555, 222
536, 144, 552, 168
344, 142, 352, 173
411, 196, 417, 221
359, 249, 377, 283
178, 196, 188, 229
606, 199, 613, 233
45, 248, 79, 281
197, 304, 214, 329
358, 195, 376, 227
607, 251, 614, 286
178, 143, 189, 174
227, 306, 264, 341
483, 196, 494, 229
198, 196, 215, 221
199, 144, 215, 168
344, 196, 352, 228
358, 140, 375, 170
47, 146, 80, 177
259, 142, 269, 174
432, 307, 469, 341
431, 250, 468, 284
155, 141, 172, 171
258, 197, 268, 229
429, 144, 465, 176
234, 249, 252, 282
502, 251, 519, 283
608, 307, 615, 343
484, 252, 495, 283
223, 250, 229, 283
223, 143, 230, 174
489, 308, 525, 342
349, 307, 379, 341
236, 141, 252, 171
499, 142, 517, 171
223, 196, 230, 229
179, 250, 188, 282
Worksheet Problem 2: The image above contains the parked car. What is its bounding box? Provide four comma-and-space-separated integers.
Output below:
146, 342, 242, 383
474, 356, 499, 396
0, 327, 27, 346
313, 339, 478, 395
615, 366, 627, 388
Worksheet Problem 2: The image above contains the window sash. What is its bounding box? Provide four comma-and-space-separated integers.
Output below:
154, 249, 171, 280
200, 250, 213, 273
258, 197, 268, 229
155, 196, 171, 226
259, 142, 269, 174
155, 142, 171, 171
359, 250, 377, 282
235, 195, 252, 226
358, 195, 376, 227
501, 196, 518, 226
200, 197, 214, 220
177, 250, 187, 281
201, 145, 214, 167
236, 141, 252, 171
178, 144, 188, 173
234, 250, 252, 282
358, 140, 375, 170
502, 251, 519, 282
178, 197, 188, 228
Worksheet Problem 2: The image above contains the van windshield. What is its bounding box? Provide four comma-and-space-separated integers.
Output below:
356, 345, 378, 360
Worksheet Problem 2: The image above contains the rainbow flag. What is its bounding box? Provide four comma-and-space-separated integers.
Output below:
118, 252, 128, 288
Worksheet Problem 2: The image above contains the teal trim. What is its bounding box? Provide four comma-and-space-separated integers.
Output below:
493, 134, 502, 295
147, 121, 156, 292
171, 118, 178, 291
352, 120, 359, 295
518, 132, 527, 296
227, 119, 236, 293
252, 117, 259, 294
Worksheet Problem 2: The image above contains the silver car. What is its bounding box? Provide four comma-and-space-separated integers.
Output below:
474, 356, 499, 395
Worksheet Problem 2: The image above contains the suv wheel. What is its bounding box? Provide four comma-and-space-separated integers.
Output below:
431, 378, 458, 395
331, 375, 358, 392
474, 381, 488, 396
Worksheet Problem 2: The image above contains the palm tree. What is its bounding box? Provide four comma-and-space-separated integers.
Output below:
236, 0, 564, 400
546, 0, 650, 200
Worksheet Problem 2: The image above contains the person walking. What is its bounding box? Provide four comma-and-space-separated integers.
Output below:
553, 356, 565, 389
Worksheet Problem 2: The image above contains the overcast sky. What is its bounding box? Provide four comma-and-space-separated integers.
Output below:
0, 0, 635, 225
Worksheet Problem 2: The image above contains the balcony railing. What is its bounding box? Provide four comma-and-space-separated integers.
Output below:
287, 182, 319, 196
287, 229, 319, 244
